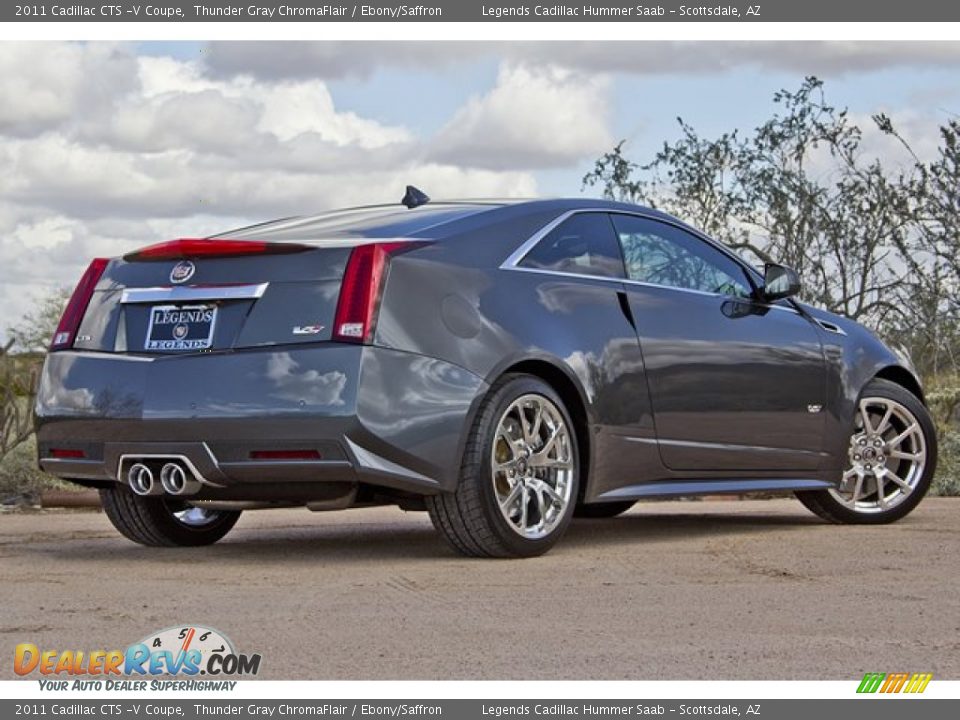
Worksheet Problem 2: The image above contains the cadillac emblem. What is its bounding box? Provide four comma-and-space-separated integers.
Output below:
170, 260, 196, 284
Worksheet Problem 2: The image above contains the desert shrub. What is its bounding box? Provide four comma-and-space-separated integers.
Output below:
932, 429, 960, 496
0, 434, 68, 499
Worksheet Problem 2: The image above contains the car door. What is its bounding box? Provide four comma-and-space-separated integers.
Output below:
611, 213, 827, 472
510, 211, 663, 495
515, 211, 655, 433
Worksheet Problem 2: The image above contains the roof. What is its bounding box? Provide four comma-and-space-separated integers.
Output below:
212, 198, 678, 242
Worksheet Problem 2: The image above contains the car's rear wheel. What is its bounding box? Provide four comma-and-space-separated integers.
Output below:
100, 486, 241, 546
575, 500, 635, 518
427, 374, 579, 558
796, 379, 936, 524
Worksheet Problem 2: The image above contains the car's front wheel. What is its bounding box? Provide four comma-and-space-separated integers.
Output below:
100, 486, 241, 546
427, 374, 579, 558
796, 378, 937, 524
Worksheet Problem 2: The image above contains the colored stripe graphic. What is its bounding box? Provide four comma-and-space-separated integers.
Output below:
857, 672, 931, 694
857, 673, 886, 693
905, 673, 933, 693
881, 672, 908, 693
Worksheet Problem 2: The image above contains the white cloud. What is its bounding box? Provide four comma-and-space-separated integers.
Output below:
203, 42, 486, 81
791, 110, 946, 185
0, 44, 541, 337
76, 55, 412, 156
202, 41, 960, 82
430, 64, 612, 170
0, 43, 138, 137
853, 110, 947, 165
255, 83, 411, 147
102, 90, 262, 154
138, 54, 212, 96
2, 132, 534, 222
131, 56, 412, 149
503, 41, 960, 76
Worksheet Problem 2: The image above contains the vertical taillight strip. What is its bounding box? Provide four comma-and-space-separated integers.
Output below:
50, 258, 109, 351
332, 241, 421, 344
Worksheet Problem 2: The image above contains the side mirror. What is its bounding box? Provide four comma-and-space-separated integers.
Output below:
760, 263, 801, 302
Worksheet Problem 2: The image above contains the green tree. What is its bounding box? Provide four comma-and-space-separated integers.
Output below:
584, 77, 917, 330
2, 288, 68, 465
6, 288, 70, 354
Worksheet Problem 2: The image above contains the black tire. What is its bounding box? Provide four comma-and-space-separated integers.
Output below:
575, 501, 635, 518
796, 378, 937, 525
100, 486, 241, 547
426, 373, 580, 558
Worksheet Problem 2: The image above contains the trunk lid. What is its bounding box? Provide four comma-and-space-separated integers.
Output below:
74, 241, 355, 354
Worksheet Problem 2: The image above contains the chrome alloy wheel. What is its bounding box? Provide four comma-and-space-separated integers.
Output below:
491, 393, 575, 540
830, 396, 928, 514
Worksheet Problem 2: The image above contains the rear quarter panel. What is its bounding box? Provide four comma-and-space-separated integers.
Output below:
376, 215, 661, 498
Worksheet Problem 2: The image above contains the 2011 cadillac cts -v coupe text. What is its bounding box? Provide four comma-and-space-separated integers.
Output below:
36, 194, 938, 557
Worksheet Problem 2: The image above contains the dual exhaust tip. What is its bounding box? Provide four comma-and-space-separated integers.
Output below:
127, 461, 202, 497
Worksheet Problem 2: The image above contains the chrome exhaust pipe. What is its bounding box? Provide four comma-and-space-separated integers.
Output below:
159, 462, 202, 496
127, 463, 161, 496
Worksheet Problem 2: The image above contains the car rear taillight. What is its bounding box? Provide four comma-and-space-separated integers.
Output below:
50, 258, 109, 351
124, 238, 310, 261
50, 448, 86, 459
332, 241, 425, 344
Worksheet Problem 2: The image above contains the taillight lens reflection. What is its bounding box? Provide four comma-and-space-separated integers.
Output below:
50, 258, 109, 351
332, 242, 423, 344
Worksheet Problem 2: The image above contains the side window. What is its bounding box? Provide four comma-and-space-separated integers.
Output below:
610, 214, 753, 298
520, 214, 626, 279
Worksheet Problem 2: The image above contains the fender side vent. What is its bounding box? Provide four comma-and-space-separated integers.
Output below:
815, 319, 846, 336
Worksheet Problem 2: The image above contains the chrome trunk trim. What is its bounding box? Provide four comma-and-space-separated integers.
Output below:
120, 283, 269, 304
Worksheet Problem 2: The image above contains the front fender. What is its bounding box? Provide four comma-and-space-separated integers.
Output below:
807, 307, 923, 469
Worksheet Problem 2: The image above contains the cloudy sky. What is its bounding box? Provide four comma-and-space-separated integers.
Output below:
2, 40, 960, 339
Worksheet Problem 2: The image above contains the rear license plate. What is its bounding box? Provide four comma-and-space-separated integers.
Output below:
145, 304, 217, 351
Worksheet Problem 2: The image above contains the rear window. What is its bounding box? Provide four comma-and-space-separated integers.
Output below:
520, 213, 626, 279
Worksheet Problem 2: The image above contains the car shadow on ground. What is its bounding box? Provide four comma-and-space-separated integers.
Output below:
564, 508, 821, 548
29, 505, 824, 565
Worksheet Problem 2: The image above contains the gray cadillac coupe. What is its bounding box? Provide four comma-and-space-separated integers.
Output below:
36, 191, 937, 557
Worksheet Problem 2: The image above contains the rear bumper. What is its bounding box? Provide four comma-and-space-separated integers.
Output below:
35, 344, 487, 497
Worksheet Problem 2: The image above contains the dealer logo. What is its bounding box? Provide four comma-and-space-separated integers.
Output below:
170, 260, 196, 284
14, 624, 262, 682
